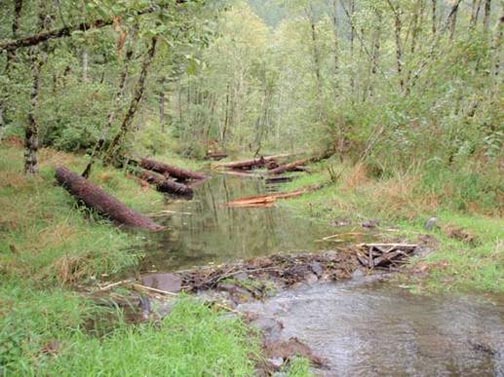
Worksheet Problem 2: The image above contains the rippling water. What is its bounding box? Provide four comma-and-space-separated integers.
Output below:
240, 278, 504, 376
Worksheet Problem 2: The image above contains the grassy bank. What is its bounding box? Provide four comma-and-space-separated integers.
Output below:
0, 144, 260, 376
281, 158, 503, 294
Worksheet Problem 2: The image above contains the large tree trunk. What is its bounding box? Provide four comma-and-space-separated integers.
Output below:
103, 36, 158, 166
136, 169, 194, 198
82, 38, 135, 178
56, 166, 164, 231
268, 159, 309, 176
140, 158, 206, 181
24, 50, 43, 175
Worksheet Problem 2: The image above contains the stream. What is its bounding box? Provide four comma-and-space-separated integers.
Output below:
142, 174, 504, 376
240, 277, 504, 376
141, 174, 337, 271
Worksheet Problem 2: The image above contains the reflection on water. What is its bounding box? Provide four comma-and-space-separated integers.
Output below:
141, 175, 334, 271
240, 280, 504, 376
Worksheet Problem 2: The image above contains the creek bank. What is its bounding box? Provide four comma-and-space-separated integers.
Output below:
89, 244, 420, 374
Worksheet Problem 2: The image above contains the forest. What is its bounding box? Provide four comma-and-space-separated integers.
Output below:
0, 0, 503, 375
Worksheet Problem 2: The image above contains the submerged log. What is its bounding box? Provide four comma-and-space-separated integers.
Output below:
137, 169, 193, 198
264, 176, 294, 184
227, 189, 307, 208
140, 158, 206, 182
55, 166, 164, 231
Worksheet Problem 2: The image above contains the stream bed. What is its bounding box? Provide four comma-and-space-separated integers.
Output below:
141, 174, 344, 271
240, 277, 504, 376
140, 173, 504, 376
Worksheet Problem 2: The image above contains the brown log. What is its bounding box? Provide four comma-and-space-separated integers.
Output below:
140, 158, 206, 182
205, 152, 228, 161
268, 159, 309, 175
226, 189, 307, 208
264, 176, 294, 184
136, 169, 193, 198
218, 157, 272, 170
217, 154, 292, 171
55, 166, 164, 231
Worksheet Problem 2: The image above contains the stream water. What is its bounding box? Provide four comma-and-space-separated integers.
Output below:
240, 278, 504, 376
142, 174, 504, 375
141, 174, 336, 271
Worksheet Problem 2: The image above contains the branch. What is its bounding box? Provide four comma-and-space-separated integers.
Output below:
0, 1, 187, 53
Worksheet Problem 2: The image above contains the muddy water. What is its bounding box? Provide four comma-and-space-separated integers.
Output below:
141, 174, 341, 271
240, 278, 504, 376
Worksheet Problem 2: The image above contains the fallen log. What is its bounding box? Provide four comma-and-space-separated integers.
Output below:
136, 169, 194, 198
55, 166, 164, 231
205, 152, 228, 161
227, 189, 307, 208
217, 154, 292, 171
140, 158, 206, 182
268, 159, 309, 175
264, 176, 294, 184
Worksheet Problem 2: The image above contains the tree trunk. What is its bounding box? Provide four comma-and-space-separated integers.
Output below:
104, 36, 158, 166
470, 0, 483, 28
24, 50, 43, 175
82, 42, 135, 178
136, 169, 194, 198
331, 0, 339, 76
483, 0, 492, 31
140, 158, 206, 181
55, 166, 164, 231
447, 0, 463, 40
82, 49, 89, 82
268, 159, 309, 176
387, 0, 404, 91
431, 0, 437, 35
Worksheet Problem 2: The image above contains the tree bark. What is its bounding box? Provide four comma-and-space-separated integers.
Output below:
387, 0, 404, 91
470, 0, 483, 28
0, 3, 190, 52
56, 166, 164, 231
140, 158, 206, 181
104, 36, 158, 166
24, 50, 43, 175
136, 169, 194, 198
483, 0, 492, 31
82, 39, 135, 178
431, 0, 437, 35
268, 159, 309, 176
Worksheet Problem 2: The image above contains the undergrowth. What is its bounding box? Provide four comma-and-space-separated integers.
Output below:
0, 144, 260, 376
283, 157, 503, 293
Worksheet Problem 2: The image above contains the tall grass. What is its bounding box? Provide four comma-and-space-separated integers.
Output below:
0, 144, 260, 376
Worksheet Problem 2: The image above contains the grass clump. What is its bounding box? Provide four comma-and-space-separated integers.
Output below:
0, 144, 260, 376
36, 299, 259, 376
282, 159, 503, 294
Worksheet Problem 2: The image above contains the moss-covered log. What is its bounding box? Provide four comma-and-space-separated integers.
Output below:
55, 166, 164, 231
137, 169, 194, 198
140, 158, 206, 181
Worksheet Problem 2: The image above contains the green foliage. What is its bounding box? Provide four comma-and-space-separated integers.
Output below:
0, 145, 259, 375
41, 299, 259, 376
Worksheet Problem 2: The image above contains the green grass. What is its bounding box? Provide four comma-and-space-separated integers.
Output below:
280, 160, 504, 294
0, 144, 261, 376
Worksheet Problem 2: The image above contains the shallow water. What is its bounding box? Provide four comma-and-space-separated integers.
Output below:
240, 278, 504, 376
141, 174, 343, 271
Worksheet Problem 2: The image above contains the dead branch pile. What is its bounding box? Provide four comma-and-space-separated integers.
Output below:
355, 243, 417, 269
178, 251, 359, 293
